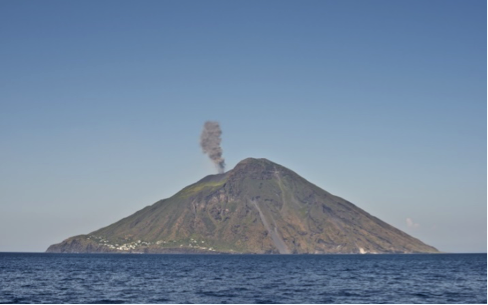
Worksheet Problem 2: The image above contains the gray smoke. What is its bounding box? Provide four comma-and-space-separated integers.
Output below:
200, 121, 225, 173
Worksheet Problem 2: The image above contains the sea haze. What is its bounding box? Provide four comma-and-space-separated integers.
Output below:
0, 253, 485, 304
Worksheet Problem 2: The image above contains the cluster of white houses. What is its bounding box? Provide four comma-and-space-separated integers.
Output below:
87, 235, 216, 252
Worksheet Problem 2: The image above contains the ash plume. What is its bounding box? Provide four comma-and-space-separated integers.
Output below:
200, 121, 225, 173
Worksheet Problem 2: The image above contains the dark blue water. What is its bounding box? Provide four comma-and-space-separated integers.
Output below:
0, 253, 485, 304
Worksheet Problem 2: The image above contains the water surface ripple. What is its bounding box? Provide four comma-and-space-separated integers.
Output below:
0, 253, 485, 303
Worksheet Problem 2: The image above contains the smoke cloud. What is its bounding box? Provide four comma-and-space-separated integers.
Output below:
200, 121, 225, 173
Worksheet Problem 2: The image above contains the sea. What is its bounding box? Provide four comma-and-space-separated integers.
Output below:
0, 253, 485, 304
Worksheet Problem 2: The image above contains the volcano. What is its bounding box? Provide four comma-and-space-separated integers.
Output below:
47, 158, 438, 254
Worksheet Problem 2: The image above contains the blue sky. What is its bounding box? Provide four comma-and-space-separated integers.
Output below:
0, 0, 486, 252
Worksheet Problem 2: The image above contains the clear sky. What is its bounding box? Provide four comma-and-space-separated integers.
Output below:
1, 0, 486, 253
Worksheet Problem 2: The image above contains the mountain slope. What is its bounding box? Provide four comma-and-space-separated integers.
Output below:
47, 158, 439, 254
